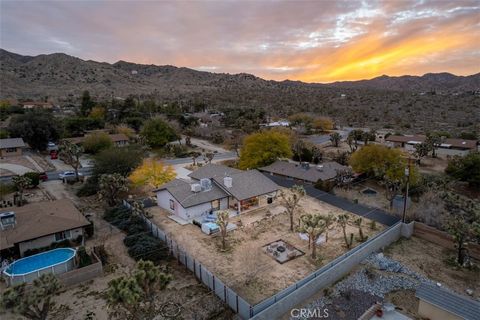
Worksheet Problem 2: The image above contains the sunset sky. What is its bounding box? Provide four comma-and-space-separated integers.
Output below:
1, 0, 479, 83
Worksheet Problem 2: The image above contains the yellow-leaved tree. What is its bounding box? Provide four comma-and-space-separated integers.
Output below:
238, 130, 292, 169
129, 159, 176, 189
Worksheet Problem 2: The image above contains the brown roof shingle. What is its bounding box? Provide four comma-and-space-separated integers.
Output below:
259, 161, 348, 183
0, 199, 90, 250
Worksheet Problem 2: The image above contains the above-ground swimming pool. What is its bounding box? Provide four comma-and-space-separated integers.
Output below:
3, 248, 76, 286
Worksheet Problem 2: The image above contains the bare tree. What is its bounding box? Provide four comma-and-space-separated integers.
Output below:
60, 140, 83, 181
216, 210, 229, 250
280, 185, 306, 232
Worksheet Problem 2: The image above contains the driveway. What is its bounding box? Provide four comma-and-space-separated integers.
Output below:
265, 174, 400, 226
0, 163, 34, 175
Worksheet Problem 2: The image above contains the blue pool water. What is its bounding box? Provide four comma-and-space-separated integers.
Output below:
5, 248, 76, 275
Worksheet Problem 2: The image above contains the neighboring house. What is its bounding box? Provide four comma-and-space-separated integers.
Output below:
155, 164, 279, 222
416, 283, 480, 320
259, 160, 348, 184
385, 135, 478, 157
63, 133, 129, 147
0, 199, 91, 257
0, 138, 26, 157
21, 101, 54, 109
260, 120, 290, 128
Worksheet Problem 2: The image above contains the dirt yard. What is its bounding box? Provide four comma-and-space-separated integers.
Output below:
385, 236, 480, 299
1, 180, 233, 320
148, 190, 384, 304
334, 180, 391, 211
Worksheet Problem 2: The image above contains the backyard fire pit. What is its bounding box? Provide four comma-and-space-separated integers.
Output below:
263, 240, 304, 264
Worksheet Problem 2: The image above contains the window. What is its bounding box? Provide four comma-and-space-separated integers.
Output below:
55, 230, 72, 242
211, 199, 220, 210
169, 199, 175, 210
6, 148, 17, 153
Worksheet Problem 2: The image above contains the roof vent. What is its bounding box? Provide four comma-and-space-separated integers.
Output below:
317, 165, 324, 172
0, 211, 16, 230
224, 176, 232, 188
191, 184, 202, 193
200, 178, 212, 191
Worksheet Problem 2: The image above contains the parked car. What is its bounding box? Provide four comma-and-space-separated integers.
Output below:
58, 171, 82, 180
47, 142, 58, 152
39, 172, 48, 182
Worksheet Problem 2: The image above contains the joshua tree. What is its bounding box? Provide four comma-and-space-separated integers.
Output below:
443, 192, 480, 266
190, 151, 201, 166
280, 185, 306, 232
329, 132, 341, 147
335, 168, 354, 190
298, 213, 327, 259
204, 152, 214, 164
293, 139, 306, 162
1, 273, 61, 320
337, 214, 354, 248
107, 260, 172, 320
354, 217, 367, 242
311, 146, 323, 164
323, 213, 335, 242
413, 142, 430, 165
216, 210, 230, 251
425, 132, 441, 158
12, 175, 32, 206
99, 173, 129, 206
59, 140, 83, 181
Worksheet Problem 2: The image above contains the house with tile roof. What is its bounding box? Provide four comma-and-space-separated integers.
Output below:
154, 164, 279, 222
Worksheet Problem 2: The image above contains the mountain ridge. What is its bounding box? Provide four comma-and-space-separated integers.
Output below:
1, 49, 479, 100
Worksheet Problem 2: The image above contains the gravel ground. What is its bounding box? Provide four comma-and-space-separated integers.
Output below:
291, 253, 437, 320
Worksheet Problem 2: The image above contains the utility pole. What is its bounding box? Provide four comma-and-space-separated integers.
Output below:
402, 157, 412, 223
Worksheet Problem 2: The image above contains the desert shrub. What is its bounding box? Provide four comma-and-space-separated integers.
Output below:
103, 206, 129, 221
77, 178, 98, 197
83, 133, 113, 154
0, 183, 16, 198
24, 172, 40, 187
123, 233, 147, 247
77, 246, 93, 267
127, 235, 168, 262
315, 179, 336, 192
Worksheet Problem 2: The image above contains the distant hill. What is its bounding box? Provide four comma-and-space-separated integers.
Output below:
328, 73, 480, 92
1, 49, 479, 133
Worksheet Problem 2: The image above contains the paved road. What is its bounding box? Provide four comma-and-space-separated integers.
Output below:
265, 174, 400, 226
164, 151, 237, 165
0, 167, 93, 183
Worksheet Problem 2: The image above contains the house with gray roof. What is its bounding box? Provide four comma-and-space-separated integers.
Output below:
0, 138, 26, 157
416, 283, 480, 320
259, 160, 348, 184
155, 164, 279, 222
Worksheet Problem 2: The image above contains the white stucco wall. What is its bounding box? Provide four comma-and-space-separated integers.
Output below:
156, 189, 228, 222
156, 190, 188, 220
